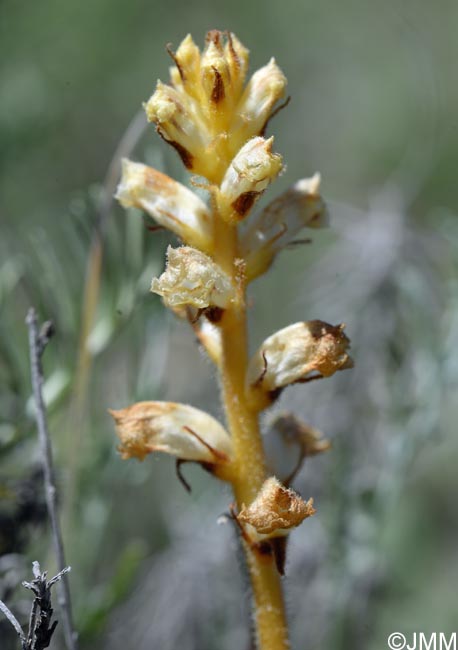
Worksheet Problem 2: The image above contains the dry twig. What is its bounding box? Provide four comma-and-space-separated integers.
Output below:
0, 562, 71, 650
26, 308, 78, 650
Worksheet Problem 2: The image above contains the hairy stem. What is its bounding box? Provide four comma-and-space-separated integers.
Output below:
214, 219, 290, 650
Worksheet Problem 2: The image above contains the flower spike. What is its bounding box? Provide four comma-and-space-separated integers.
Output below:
113, 30, 354, 649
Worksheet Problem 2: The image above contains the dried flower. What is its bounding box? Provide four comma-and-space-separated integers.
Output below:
109, 401, 232, 465
116, 159, 212, 252
246, 320, 353, 409
241, 173, 328, 280
151, 245, 235, 311
218, 136, 283, 223
237, 477, 315, 539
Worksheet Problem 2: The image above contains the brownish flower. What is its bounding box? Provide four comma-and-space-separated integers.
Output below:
238, 477, 315, 539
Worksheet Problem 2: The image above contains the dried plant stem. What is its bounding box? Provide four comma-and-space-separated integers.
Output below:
214, 220, 290, 650
26, 308, 78, 650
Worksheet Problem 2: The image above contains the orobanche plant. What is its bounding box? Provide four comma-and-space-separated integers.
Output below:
110, 30, 353, 650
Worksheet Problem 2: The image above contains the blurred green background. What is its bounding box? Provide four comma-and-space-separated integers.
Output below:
1, 0, 457, 648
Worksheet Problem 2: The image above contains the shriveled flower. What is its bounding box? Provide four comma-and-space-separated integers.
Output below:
264, 412, 331, 483
272, 413, 331, 457
151, 245, 235, 312
237, 477, 315, 540
109, 401, 232, 466
218, 137, 283, 223
143, 31, 287, 183
116, 159, 212, 253
246, 320, 353, 409
241, 174, 328, 280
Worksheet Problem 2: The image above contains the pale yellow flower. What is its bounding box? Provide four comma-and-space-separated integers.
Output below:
109, 401, 232, 464
116, 159, 212, 252
230, 58, 287, 146
218, 136, 283, 223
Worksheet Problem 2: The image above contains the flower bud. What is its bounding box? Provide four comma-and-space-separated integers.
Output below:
237, 477, 315, 540
144, 81, 209, 172
231, 58, 287, 147
109, 401, 232, 465
151, 245, 235, 311
241, 173, 328, 280
115, 159, 212, 253
200, 38, 232, 107
246, 320, 353, 410
169, 34, 201, 99
218, 137, 283, 223
224, 32, 249, 98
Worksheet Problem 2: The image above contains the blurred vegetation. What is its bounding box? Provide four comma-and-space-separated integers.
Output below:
1, 1, 457, 649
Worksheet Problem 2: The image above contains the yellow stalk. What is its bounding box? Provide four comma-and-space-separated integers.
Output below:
213, 216, 290, 650
112, 27, 351, 649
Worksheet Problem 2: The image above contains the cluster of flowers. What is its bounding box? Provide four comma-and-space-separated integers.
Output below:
110, 31, 352, 548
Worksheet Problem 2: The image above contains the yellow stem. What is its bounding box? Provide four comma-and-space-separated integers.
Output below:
213, 217, 290, 650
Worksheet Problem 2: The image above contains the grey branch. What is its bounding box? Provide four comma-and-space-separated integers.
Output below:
0, 599, 27, 649
26, 308, 78, 650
